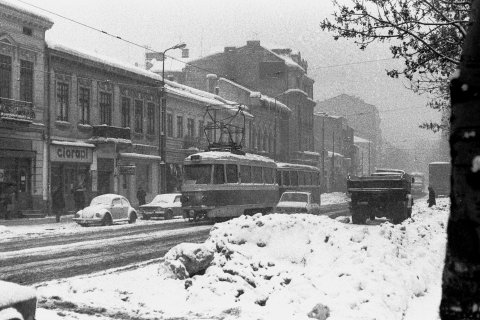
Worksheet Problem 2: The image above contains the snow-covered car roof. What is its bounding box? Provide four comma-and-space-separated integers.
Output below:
91, 194, 126, 202
0, 280, 36, 308
145, 193, 181, 205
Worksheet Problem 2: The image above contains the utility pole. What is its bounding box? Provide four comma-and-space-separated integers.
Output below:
368, 141, 371, 175
440, 1, 480, 318
321, 116, 325, 193
331, 130, 335, 191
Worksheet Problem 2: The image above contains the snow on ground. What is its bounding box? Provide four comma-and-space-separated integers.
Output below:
0, 216, 186, 242
320, 192, 350, 205
34, 197, 449, 320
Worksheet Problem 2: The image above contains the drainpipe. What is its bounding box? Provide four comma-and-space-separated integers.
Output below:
44, 49, 52, 215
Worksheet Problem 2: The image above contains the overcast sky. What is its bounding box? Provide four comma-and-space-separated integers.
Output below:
12, 0, 442, 147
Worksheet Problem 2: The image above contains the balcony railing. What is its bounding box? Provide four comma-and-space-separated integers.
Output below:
92, 125, 131, 140
0, 97, 35, 123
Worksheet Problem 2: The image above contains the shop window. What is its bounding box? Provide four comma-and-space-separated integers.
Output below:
20, 60, 33, 102
135, 100, 144, 133
56, 82, 69, 121
226, 164, 238, 183
79, 87, 90, 124
136, 163, 151, 192
121, 97, 130, 128
213, 164, 225, 184
0, 54, 11, 99
147, 103, 155, 135
100, 92, 112, 125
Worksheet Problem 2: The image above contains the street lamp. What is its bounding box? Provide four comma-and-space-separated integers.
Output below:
159, 42, 186, 193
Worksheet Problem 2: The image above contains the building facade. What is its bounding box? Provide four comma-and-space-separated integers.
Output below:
0, 2, 53, 217
161, 40, 318, 166
316, 94, 382, 174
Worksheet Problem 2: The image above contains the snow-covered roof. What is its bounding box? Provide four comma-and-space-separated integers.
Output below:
265, 48, 305, 72
276, 162, 320, 172
119, 153, 162, 161
186, 151, 275, 164
429, 162, 450, 165
218, 78, 291, 114
148, 56, 191, 73
327, 151, 344, 158
283, 88, 308, 96
51, 140, 96, 148
0, 0, 53, 25
47, 41, 250, 117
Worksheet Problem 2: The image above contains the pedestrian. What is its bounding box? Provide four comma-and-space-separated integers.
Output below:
72, 182, 86, 211
4, 186, 15, 220
137, 186, 146, 206
52, 186, 65, 222
428, 186, 436, 207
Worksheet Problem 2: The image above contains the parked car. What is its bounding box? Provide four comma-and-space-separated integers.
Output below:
139, 193, 182, 220
73, 194, 137, 226
274, 191, 320, 215
0, 280, 37, 320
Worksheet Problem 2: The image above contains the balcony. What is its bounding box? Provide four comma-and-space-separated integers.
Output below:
89, 125, 131, 145
0, 97, 35, 123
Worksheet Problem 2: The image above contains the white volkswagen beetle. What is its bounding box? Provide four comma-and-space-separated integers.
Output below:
73, 194, 137, 226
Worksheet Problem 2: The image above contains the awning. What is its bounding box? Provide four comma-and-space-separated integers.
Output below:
119, 152, 162, 161
51, 140, 95, 148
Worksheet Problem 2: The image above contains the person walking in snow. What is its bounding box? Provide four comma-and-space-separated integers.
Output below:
427, 186, 436, 207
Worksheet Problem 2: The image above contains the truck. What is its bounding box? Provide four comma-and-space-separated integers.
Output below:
428, 162, 451, 197
347, 169, 414, 224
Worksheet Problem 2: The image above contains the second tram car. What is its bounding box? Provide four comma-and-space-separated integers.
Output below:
276, 162, 321, 205
181, 151, 323, 220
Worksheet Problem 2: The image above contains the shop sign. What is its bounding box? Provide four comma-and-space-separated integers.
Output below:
118, 165, 136, 175
51, 145, 92, 163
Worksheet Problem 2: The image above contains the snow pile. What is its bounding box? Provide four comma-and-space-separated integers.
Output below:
321, 192, 350, 205
36, 198, 448, 320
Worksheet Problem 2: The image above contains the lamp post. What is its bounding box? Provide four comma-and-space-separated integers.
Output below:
159, 42, 186, 193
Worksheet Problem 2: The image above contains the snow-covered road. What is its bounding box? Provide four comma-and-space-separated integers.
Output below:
32, 196, 448, 320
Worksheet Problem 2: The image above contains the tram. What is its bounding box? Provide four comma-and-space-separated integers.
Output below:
181, 151, 322, 221
181, 150, 278, 220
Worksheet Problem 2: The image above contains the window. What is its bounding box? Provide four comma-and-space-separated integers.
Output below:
147, 103, 155, 134
20, 60, 33, 102
187, 118, 195, 138
0, 55, 11, 99
78, 87, 90, 124
121, 97, 130, 128
99, 92, 112, 125
226, 164, 238, 183
22, 27, 33, 36
198, 120, 204, 138
56, 82, 69, 121
240, 165, 251, 183
176, 116, 184, 138
291, 171, 298, 186
135, 100, 143, 133
264, 167, 274, 184
305, 172, 312, 185
252, 167, 263, 183
167, 113, 173, 137
298, 171, 305, 186
213, 164, 225, 184
276, 171, 282, 186
283, 171, 290, 186
184, 164, 212, 184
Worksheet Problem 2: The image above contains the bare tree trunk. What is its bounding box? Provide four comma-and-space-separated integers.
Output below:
441, 0, 480, 318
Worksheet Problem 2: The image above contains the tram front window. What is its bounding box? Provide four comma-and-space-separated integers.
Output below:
184, 164, 212, 184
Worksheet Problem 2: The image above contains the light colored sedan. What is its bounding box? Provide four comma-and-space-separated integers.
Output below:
73, 194, 137, 226
275, 191, 320, 215
139, 193, 182, 220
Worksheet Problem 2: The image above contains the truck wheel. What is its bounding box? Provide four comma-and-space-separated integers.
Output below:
351, 207, 367, 224
392, 202, 407, 224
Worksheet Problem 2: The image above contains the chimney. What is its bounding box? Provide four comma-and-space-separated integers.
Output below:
246, 40, 261, 47
224, 46, 236, 53
206, 74, 218, 93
